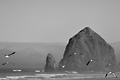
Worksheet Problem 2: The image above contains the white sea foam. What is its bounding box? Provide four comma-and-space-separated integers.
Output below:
13, 69, 21, 72
35, 70, 41, 72
0, 78, 8, 80
1, 72, 119, 80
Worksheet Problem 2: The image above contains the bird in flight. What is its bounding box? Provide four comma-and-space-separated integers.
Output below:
105, 63, 111, 67
2, 52, 15, 58
86, 59, 98, 66
2, 62, 15, 65
59, 64, 65, 68
105, 71, 117, 78
62, 65, 65, 68
68, 53, 77, 57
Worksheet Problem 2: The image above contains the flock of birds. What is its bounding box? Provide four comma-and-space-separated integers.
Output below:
61, 52, 118, 78
2, 52, 15, 65
0, 51, 118, 78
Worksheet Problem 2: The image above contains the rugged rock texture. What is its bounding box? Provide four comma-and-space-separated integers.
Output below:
59, 27, 117, 72
44, 53, 56, 72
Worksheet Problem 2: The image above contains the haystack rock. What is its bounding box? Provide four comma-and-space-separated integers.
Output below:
44, 53, 56, 72
59, 27, 117, 72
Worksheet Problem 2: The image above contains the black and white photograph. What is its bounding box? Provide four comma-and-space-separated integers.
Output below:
0, 0, 120, 80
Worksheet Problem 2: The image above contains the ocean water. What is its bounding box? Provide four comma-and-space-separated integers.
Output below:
0, 68, 120, 80
0, 68, 43, 78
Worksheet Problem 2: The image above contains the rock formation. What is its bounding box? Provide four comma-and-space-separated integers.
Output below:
59, 27, 117, 72
44, 53, 56, 72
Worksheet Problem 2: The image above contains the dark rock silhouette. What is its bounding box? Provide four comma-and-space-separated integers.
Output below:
44, 53, 56, 72
59, 27, 117, 72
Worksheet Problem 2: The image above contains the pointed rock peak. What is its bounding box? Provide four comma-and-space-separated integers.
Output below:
45, 53, 56, 72
59, 26, 117, 72
47, 53, 53, 58
80, 27, 94, 34
73, 27, 95, 39
83, 27, 92, 30
46, 53, 56, 62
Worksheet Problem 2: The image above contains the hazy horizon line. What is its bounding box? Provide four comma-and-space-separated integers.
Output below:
0, 41, 67, 44
0, 41, 119, 44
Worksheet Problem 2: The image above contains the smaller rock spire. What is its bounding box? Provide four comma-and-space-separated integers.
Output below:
44, 53, 56, 72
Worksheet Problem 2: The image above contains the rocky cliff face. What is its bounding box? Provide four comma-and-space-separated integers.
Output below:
59, 27, 117, 72
44, 53, 56, 72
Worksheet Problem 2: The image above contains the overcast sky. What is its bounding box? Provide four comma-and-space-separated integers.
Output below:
0, 0, 120, 43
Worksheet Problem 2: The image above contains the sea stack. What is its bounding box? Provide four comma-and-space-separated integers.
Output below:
44, 53, 56, 72
59, 27, 117, 72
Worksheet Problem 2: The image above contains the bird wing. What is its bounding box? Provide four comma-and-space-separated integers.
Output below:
8, 52, 15, 56
86, 61, 90, 66
9, 62, 15, 65
2, 63, 7, 65
92, 59, 98, 62
2, 62, 15, 65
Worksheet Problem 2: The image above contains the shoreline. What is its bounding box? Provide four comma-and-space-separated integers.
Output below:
0, 72, 120, 80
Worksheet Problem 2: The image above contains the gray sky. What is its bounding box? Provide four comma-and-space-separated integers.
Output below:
0, 0, 120, 43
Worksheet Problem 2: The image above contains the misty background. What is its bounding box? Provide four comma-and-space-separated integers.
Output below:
0, 0, 120, 69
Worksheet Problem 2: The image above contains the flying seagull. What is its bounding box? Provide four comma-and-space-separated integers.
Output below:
86, 59, 98, 66
62, 65, 65, 68
105, 63, 111, 67
105, 71, 117, 78
2, 62, 15, 65
59, 64, 65, 68
2, 52, 15, 58
68, 53, 77, 57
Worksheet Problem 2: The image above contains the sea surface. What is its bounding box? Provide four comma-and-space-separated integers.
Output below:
0, 68, 120, 80
0, 68, 43, 78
